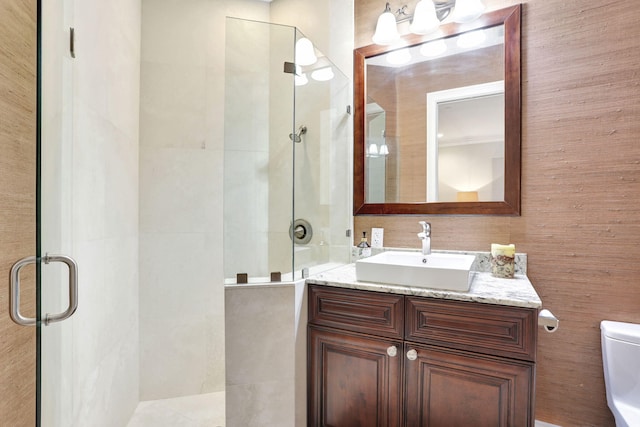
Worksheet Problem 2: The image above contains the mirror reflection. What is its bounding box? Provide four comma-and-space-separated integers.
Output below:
427, 80, 505, 202
364, 24, 505, 204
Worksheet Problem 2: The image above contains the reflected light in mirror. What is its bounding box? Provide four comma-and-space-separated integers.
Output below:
420, 39, 447, 57
457, 29, 487, 48
386, 48, 412, 65
456, 191, 479, 202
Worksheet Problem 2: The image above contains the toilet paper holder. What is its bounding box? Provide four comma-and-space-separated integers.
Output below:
538, 309, 559, 333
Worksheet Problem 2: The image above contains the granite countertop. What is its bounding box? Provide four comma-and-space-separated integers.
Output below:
306, 263, 542, 309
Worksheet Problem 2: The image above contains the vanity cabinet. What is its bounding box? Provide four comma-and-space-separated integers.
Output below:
308, 285, 537, 427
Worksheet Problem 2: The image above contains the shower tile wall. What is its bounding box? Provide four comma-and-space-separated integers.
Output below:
139, 0, 271, 400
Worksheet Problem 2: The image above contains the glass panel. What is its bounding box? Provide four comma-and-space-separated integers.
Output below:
223, 20, 351, 283
38, 0, 74, 424
292, 29, 352, 279
224, 18, 295, 283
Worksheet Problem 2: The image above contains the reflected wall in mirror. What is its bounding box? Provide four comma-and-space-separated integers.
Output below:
354, 5, 521, 215
426, 80, 505, 203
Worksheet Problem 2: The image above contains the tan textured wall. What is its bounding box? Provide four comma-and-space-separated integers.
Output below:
354, 0, 640, 426
0, 0, 37, 425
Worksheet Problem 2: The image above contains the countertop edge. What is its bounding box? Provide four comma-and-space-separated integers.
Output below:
306, 264, 542, 309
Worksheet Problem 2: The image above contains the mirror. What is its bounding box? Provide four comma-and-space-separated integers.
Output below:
354, 5, 521, 215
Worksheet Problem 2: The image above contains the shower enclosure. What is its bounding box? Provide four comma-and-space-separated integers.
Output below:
27, 4, 351, 425
224, 18, 352, 283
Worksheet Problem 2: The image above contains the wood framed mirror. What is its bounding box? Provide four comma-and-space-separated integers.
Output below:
353, 4, 521, 215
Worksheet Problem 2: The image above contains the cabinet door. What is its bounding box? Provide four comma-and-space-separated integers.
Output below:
404, 344, 534, 427
308, 326, 402, 427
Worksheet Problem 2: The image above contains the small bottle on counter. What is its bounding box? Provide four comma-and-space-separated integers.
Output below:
491, 243, 515, 278
357, 231, 372, 258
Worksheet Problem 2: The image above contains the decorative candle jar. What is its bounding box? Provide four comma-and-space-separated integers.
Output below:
491, 243, 515, 278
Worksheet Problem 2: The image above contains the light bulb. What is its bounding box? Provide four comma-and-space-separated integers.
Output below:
410, 0, 440, 35
372, 11, 400, 45
451, 0, 485, 23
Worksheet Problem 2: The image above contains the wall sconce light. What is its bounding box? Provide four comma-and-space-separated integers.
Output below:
372, 0, 485, 45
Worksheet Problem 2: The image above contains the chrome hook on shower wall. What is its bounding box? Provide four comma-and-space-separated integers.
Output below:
289, 126, 307, 143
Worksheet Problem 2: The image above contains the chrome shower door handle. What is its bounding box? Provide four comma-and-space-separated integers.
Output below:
43, 254, 78, 325
10, 254, 79, 326
10, 256, 37, 326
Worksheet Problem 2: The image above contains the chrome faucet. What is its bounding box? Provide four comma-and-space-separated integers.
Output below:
417, 221, 431, 256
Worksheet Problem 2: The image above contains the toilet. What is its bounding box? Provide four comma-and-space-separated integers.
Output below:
601, 320, 640, 427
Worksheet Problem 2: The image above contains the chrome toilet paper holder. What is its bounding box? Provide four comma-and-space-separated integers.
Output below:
538, 309, 559, 333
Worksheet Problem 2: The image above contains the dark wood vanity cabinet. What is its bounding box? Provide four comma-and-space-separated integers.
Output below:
308, 327, 403, 427
308, 285, 537, 427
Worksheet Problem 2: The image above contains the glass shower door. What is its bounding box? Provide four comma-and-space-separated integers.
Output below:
38, 0, 76, 424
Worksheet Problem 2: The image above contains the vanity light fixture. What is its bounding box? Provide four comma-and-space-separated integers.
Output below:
372, 0, 485, 45
372, 4, 401, 45
449, 0, 485, 23
410, 0, 440, 34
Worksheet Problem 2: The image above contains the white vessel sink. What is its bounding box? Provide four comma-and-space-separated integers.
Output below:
355, 251, 476, 292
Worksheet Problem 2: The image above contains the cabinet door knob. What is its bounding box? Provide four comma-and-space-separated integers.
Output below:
386, 345, 398, 357
406, 349, 418, 361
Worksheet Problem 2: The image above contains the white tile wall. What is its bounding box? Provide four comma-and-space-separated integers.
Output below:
139, 0, 270, 401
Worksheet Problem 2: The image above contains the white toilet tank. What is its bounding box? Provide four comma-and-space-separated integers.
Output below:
601, 320, 640, 427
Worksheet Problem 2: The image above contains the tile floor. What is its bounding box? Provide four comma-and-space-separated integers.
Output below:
127, 391, 225, 427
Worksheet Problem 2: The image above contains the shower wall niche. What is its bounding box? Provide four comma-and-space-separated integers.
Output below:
224, 18, 351, 282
